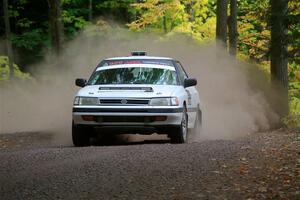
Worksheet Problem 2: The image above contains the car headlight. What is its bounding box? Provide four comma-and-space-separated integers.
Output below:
74, 97, 80, 105
73, 97, 99, 105
149, 97, 179, 106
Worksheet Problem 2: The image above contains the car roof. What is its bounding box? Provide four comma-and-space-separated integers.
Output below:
104, 56, 174, 61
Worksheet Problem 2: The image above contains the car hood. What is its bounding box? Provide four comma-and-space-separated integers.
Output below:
76, 84, 182, 98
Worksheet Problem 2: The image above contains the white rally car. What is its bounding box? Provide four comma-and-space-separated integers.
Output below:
72, 52, 202, 146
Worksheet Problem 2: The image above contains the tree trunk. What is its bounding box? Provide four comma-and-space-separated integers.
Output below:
163, 15, 167, 34
89, 0, 93, 21
185, 0, 195, 22
270, 0, 289, 116
3, 0, 14, 80
216, 0, 228, 48
228, 0, 238, 56
48, 0, 63, 56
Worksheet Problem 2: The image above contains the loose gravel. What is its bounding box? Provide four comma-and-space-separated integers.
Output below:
0, 130, 299, 200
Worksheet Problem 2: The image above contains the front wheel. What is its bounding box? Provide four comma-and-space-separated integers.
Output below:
170, 108, 188, 144
72, 122, 92, 147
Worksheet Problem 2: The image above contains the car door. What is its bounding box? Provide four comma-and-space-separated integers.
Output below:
175, 61, 199, 128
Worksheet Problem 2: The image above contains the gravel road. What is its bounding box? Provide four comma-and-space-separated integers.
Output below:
0, 131, 299, 200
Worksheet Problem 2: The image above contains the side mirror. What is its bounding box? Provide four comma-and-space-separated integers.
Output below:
184, 78, 197, 88
75, 78, 87, 87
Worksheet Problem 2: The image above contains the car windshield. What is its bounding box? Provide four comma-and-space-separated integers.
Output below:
88, 65, 178, 85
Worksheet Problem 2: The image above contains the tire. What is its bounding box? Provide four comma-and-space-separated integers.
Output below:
170, 107, 188, 144
188, 109, 202, 142
72, 122, 92, 147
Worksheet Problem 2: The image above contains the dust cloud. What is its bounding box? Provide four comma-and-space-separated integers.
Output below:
0, 28, 282, 144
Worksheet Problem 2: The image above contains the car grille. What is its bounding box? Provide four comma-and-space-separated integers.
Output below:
99, 99, 150, 105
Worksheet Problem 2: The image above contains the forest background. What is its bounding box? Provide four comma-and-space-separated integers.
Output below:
0, 0, 299, 126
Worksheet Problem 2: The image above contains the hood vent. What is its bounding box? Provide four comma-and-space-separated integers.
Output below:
98, 87, 153, 92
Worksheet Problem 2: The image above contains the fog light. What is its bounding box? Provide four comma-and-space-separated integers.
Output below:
82, 115, 95, 121
154, 116, 167, 121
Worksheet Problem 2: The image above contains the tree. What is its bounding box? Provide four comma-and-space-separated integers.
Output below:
3, 0, 14, 80
270, 0, 289, 114
95, 0, 136, 23
237, 0, 270, 62
228, 0, 237, 56
89, 0, 93, 21
184, 0, 195, 22
270, 0, 289, 89
128, 0, 186, 32
216, 0, 228, 47
48, 0, 64, 56
128, 0, 216, 41
163, 15, 167, 33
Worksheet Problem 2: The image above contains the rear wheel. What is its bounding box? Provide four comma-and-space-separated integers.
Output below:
170, 107, 188, 144
72, 122, 92, 147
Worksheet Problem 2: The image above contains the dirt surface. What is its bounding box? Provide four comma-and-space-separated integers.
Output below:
0, 129, 299, 200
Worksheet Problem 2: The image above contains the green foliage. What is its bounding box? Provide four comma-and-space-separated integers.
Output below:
287, 79, 300, 127
174, 0, 216, 42
289, 82, 300, 98
0, 56, 32, 82
237, 0, 300, 128
289, 0, 300, 65
129, 0, 186, 32
95, 0, 136, 22
237, 0, 270, 62
16, 18, 33, 28
96, 0, 134, 9
289, 62, 300, 82
128, 0, 216, 42
290, 97, 300, 115
283, 96, 300, 128
62, 0, 89, 38
237, 0, 300, 66
62, 10, 88, 37
12, 29, 45, 51
11, 29, 48, 65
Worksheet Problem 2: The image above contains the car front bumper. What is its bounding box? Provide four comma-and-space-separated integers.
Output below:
72, 106, 183, 127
